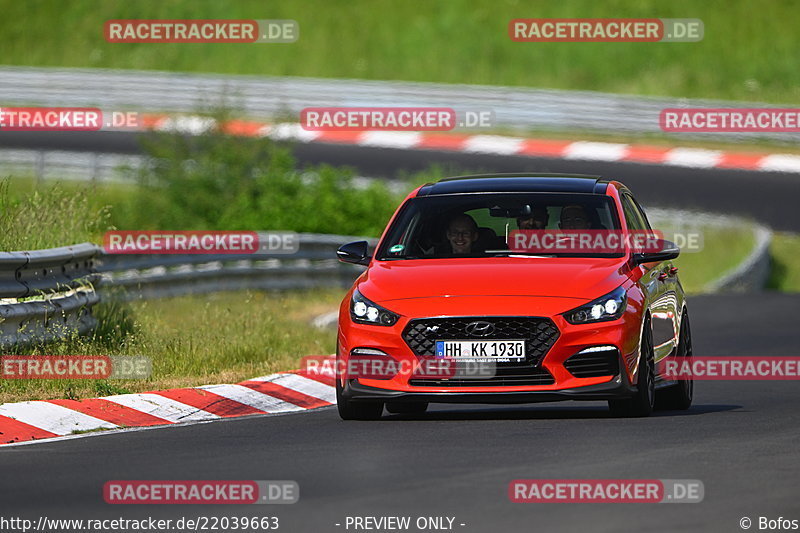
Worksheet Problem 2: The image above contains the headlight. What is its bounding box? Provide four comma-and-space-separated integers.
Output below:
564, 286, 627, 324
350, 289, 399, 326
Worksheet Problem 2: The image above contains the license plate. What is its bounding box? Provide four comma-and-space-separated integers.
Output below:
435, 340, 525, 361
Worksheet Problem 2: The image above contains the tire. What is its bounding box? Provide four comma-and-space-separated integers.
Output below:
336, 379, 384, 420
609, 318, 655, 418
655, 310, 694, 411
385, 401, 429, 415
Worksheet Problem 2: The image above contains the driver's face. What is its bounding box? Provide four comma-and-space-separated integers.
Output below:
447, 220, 478, 254
518, 209, 549, 230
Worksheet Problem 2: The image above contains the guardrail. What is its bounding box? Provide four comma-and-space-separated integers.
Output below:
98, 233, 376, 301
0, 235, 374, 347
0, 243, 100, 348
1, 66, 798, 143
0, 148, 144, 183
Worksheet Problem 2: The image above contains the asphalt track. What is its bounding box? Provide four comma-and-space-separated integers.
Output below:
1, 294, 798, 532
1, 131, 799, 532
1, 130, 799, 231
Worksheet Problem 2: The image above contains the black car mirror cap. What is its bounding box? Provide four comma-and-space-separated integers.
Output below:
337, 241, 372, 266
632, 239, 680, 265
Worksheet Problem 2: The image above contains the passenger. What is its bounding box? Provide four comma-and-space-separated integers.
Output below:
517, 206, 550, 230
559, 205, 592, 230
445, 214, 480, 254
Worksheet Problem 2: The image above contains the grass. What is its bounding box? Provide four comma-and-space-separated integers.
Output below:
768, 233, 800, 292
667, 226, 756, 293
0, 179, 112, 251
1, 0, 799, 104
0, 288, 344, 404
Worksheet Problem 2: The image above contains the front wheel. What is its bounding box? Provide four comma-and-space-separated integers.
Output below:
609, 319, 655, 418
336, 379, 384, 420
656, 310, 694, 411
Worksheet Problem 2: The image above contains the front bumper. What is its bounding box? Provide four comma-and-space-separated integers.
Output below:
337, 293, 646, 402
341, 370, 636, 404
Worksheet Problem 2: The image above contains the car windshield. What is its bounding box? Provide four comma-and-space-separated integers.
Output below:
376, 192, 622, 260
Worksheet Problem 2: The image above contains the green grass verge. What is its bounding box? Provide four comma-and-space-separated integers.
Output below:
768, 233, 800, 292
2, 0, 799, 104
0, 178, 112, 250
0, 288, 343, 404
667, 226, 756, 294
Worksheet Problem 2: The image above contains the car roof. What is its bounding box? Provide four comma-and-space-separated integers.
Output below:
416, 173, 610, 196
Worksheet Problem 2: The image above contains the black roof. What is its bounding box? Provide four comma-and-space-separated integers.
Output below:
416, 174, 609, 196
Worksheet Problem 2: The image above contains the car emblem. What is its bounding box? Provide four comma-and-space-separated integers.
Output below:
464, 321, 495, 337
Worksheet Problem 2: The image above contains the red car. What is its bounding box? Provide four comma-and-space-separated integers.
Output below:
335, 174, 692, 419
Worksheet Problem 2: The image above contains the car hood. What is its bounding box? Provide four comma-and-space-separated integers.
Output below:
359, 257, 629, 303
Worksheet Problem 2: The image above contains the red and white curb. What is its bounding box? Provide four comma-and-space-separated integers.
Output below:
132, 114, 800, 174
0, 358, 335, 447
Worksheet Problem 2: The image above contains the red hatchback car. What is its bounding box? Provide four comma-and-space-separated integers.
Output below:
335, 174, 693, 419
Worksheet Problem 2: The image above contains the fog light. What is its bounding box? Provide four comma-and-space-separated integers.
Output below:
578, 345, 618, 354
351, 348, 389, 357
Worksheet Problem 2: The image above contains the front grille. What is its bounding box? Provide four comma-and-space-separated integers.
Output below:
403, 316, 559, 387
564, 348, 620, 378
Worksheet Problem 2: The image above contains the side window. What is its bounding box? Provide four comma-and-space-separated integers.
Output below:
621, 194, 645, 231
630, 196, 653, 230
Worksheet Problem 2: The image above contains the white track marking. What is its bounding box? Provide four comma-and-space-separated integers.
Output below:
268, 123, 321, 142
155, 116, 216, 135
269, 374, 336, 404
462, 135, 524, 154
0, 402, 118, 435
198, 384, 305, 414
102, 393, 220, 423
664, 148, 723, 168
758, 154, 800, 173
359, 131, 422, 149
564, 141, 629, 161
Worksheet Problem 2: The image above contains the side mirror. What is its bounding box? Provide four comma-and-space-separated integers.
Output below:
336, 241, 371, 266
632, 239, 680, 265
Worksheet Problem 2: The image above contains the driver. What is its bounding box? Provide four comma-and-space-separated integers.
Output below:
445, 213, 480, 254
517, 206, 549, 230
